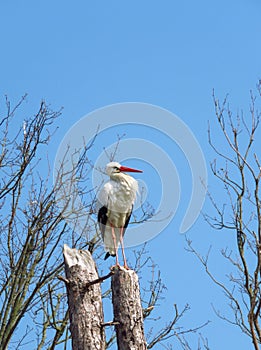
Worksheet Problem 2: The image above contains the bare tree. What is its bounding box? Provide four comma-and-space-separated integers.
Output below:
0, 95, 91, 349
187, 81, 261, 350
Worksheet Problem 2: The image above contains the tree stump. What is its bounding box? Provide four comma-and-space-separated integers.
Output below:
111, 268, 147, 350
63, 244, 105, 350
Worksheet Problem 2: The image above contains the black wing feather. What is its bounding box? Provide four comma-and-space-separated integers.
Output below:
98, 206, 108, 240
122, 205, 133, 235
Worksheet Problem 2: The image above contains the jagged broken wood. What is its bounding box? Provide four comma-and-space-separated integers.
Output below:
63, 244, 105, 350
111, 267, 147, 350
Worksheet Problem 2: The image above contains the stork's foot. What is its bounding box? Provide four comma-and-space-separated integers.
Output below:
110, 263, 121, 271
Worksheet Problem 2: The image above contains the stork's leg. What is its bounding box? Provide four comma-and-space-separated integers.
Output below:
111, 224, 120, 267
120, 227, 129, 269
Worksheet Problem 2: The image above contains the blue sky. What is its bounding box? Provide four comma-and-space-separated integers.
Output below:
1, 0, 261, 349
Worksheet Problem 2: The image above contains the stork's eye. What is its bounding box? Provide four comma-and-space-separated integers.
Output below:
114, 166, 120, 172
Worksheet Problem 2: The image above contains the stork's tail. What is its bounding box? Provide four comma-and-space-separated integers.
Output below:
104, 252, 116, 260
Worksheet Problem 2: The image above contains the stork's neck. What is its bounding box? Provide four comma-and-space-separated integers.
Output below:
110, 172, 138, 192
110, 172, 130, 183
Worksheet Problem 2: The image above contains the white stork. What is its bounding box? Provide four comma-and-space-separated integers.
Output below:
97, 161, 143, 269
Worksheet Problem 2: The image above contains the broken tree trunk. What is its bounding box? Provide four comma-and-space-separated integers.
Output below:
111, 268, 147, 350
63, 244, 105, 350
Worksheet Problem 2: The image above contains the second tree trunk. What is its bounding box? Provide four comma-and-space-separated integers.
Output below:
111, 268, 147, 350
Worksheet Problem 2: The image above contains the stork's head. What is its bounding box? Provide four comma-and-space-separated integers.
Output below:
106, 162, 143, 177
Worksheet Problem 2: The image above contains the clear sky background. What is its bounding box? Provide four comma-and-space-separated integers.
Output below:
1, 1, 261, 349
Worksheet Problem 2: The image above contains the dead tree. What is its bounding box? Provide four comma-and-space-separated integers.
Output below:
63, 244, 147, 350
187, 83, 261, 350
63, 244, 106, 350
63, 245, 209, 349
111, 268, 147, 350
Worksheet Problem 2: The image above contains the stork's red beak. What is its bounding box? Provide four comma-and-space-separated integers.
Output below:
119, 165, 143, 173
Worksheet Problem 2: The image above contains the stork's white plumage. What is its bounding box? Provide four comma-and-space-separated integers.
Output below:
97, 161, 142, 268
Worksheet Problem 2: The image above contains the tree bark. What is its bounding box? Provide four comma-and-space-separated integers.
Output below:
111, 268, 147, 350
63, 244, 105, 350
